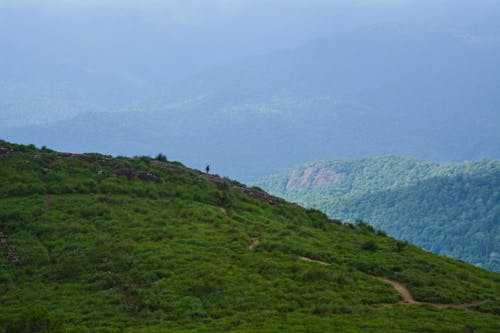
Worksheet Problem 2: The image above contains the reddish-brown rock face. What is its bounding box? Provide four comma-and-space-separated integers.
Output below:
286, 162, 346, 191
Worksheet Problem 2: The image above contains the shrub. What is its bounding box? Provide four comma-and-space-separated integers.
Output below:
396, 241, 407, 252
172, 296, 207, 319
187, 276, 224, 297
1, 305, 63, 333
361, 240, 378, 252
301, 268, 331, 282
356, 220, 376, 233
155, 153, 167, 162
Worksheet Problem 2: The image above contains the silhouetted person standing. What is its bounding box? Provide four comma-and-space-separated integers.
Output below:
206, 165, 210, 174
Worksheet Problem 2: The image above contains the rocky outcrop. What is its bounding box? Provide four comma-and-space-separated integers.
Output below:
286, 162, 346, 191
200, 173, 286, 206
115, 167, 161, 183
0, 232, 22, 266
0, 146, 17, 156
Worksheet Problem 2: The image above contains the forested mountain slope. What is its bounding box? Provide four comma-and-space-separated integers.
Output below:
253, 157, 500, 272
1, 141, 499, 332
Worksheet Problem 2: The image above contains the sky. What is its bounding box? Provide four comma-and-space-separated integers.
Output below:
1, 0, 499, 116
1, 0, 499, 178
1, 0, 499, 86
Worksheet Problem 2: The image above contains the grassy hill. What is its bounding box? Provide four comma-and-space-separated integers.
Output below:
0, 142, 499, 332
252, 156, 500, 272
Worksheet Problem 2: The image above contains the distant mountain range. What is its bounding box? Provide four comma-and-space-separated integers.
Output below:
253, 156, 500, 271
3, 24, 500, 181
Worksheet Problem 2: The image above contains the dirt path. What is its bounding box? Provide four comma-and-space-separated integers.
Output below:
247, 237, 260, 250
44, 193, 53, 211
39, 176, 53, 212
374, 276, 419, 304
374, 276, 497, 309
298, 256, 495, 309
299, 256, 331, 266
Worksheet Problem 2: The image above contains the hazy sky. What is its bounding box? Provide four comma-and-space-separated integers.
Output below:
1, 0, 498, 80
1, 0, 499, 87
1, 0, 499, 174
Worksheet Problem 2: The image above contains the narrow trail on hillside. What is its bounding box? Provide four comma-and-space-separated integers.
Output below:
373, 276, 495, 309
36, 174, 52, 261
39, 175, 53, 212
299, 256, 331, 266
374, 276, 418, 304
296, 256, 495, 309
44, 193, 53, 212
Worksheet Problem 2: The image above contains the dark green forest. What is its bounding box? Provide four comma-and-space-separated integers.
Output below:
253, 156, 500, 272
0, 142, 499, 332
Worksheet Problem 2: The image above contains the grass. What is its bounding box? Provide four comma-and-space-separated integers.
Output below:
0, 140, 499, 332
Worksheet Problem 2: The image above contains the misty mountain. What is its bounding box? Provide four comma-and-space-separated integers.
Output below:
4, 23, 500, 181
0, 0, 367, 127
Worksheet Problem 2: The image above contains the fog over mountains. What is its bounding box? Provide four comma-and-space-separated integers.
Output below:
2, 0, 500, 181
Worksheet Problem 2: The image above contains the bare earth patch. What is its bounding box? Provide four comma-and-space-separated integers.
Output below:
247, 237, 260, 250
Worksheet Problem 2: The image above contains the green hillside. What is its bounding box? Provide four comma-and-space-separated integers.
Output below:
253, 156, 500, 272
1, 142, 499, 332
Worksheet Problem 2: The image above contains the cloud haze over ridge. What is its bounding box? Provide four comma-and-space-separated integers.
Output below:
1, 0, 499, 179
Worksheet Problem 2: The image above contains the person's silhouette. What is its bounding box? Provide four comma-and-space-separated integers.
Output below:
206, 165, 210, 174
